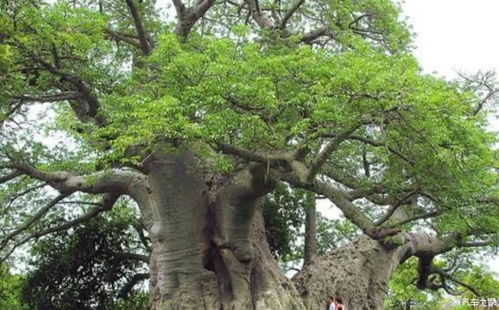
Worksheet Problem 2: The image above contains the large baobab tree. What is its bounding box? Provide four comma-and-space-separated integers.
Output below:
1, 0, 498, 309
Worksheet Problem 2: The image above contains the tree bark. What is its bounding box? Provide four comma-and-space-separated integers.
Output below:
303, 200, 317, 266
138, 150, 305, 309
249, 208, 306, 310
144, 150, 220, 310
293, 235, 409, 310
134, 150, 409, 310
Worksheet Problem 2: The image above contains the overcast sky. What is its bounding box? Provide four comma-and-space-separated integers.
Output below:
403, 0, 499, 79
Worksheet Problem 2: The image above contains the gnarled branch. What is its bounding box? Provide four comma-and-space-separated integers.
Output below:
124, 0, 152, 55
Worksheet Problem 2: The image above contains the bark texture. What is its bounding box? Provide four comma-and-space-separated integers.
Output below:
303, 202, 317, 266
293, 235, 408, 310
134, 150, 408, 310
140, 150, 306, 310
249, 209, 306, 310
145, 150, 219, 310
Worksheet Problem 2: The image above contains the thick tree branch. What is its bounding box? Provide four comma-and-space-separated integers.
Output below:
407, 230, 494, 260
457, 241, 493, 248
218, 142, 269, 163
0, 194, 69, 251
13, 42, 105, 126
300, 26, 328, 44
1, 161, 139, 195
303, 196, 317, 266
110, 251, 149, 264
309, 179, 381, 239
0, 193, 120, 261
13, 92, 81, 103
124, 0, 152, 55
217, 143, 294, 173
118, 273, 150, 298
416, 257, 480, 296
306, 124, 360, 182
174, 0, 216, 38
244, 0, 273, 28
172, 0, 187, 15
104, 29, 141, 49
279, 0, 305, 30
346, 183, 391, 201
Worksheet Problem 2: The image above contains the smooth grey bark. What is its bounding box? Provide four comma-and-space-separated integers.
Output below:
250, 208, 306, 310
140, 150, 219, 309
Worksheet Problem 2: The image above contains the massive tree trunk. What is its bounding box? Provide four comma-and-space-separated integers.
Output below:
143, 150, 219, 309
293, 235, 409, 310
137, 150, 305, 310
134, 150, 406, 310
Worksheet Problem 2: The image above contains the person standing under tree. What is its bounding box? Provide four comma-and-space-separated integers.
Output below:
327, 297, 336, 310
335, 297, 346, 310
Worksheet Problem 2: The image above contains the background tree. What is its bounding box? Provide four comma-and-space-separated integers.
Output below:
21, 202, 150, 310
1, 0, 498, 309
0, 263, 29, 310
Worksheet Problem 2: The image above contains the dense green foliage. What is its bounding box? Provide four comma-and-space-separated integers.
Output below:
1, 0, 496, 237
263, 184, 360, 263
22, 203, 149, 310
1, 0, 498, 308
385, 258, 445, 309
0, 264, 28, 310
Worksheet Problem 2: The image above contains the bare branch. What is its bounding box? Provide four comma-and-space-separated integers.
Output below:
457, 71, 499, 116
104, 29, 141, 49
346, 134, 415, 164
12, 92, 81, 103
280, 0, 305, 30
306, 124, 359, 182
456, 240, 493, 248
174, 0, 216, 38
1, 193, 119, 261
31, 193, 119, 236
375, 190, 419, 226
388, 209, 442, 228
0, 171, 22, 183
124, 0, 152, 55
0, 194, 69, 251
12, 41, 105, 126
